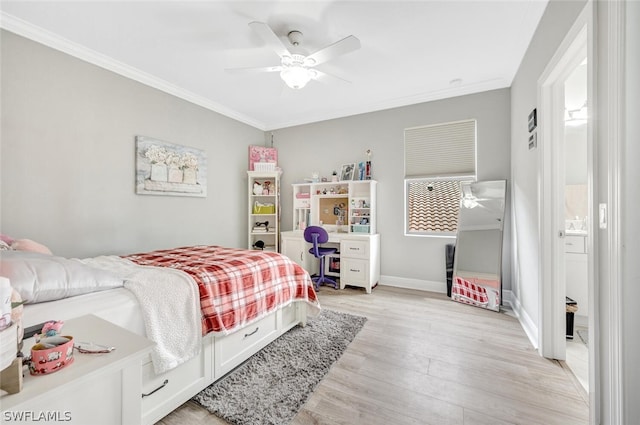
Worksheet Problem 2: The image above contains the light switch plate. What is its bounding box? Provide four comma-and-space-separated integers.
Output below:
599, 203, 607, 229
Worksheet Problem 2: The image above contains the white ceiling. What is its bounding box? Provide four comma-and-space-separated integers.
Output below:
0, 1, 549, 131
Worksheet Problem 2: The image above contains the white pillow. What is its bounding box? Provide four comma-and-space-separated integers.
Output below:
0, 251, 124, 304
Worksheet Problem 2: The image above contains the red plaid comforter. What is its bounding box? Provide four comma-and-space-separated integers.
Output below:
123, 245, 319, 336
452, 276, 489, 306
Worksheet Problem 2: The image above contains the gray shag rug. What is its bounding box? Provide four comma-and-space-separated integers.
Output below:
192, 309, 366, 425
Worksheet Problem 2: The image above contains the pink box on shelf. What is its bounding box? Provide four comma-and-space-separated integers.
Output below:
296, 193, 310, 198
248, 146, 277, 171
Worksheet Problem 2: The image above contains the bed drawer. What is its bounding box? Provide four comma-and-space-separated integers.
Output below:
141, 340, 213, 425
215, 312, 278, 377
281, 302, 299, 330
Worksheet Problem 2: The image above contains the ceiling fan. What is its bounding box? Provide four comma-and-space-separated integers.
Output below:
227, 21, 361, 89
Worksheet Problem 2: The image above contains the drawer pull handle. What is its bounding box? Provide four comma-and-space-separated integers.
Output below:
349, 247, 359, 251
244, 327, 259, 338
142, 379, 168, 398
350, 268, 360, 273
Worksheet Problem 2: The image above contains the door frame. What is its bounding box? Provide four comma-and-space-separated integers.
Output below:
537, 1, 597, 420
538, 2, 592, 357
538, 23, 588, 361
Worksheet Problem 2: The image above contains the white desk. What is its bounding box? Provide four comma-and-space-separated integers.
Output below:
281, 230, 380, 293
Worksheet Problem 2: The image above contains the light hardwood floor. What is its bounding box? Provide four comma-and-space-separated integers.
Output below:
158, 286, 589, 425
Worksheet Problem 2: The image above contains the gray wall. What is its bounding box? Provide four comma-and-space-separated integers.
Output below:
1, 29, 510, 292
272, 88, 511, 291
0, 31, 265, 257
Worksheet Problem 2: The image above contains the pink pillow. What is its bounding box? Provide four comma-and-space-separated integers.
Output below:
0, 234, 14, 245
11, 239, 52, 255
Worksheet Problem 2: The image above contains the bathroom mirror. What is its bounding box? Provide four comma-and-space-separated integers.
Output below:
451, 180, 507, 312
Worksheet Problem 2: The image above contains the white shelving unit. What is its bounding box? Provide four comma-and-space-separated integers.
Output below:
247, 171, 281, 252
283, 180, 380, 293
292, 180, 377, 234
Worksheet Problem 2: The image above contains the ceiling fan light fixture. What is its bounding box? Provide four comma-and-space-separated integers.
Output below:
279, 53, 314, 89
240, 22, 360, 90
280, 64, 312, 89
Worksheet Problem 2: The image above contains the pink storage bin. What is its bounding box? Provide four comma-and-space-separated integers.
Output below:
29, 336, 75, 375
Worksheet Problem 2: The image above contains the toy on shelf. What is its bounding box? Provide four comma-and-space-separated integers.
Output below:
253, 181, 263, 195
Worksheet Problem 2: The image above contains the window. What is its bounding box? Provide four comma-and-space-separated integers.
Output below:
404, 119, 477, 236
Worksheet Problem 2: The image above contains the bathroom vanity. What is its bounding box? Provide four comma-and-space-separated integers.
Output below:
565, 230, 588, 321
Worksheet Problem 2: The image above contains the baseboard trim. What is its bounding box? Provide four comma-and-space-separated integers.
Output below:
503, 290, 539, 349
380, 275, 447, 294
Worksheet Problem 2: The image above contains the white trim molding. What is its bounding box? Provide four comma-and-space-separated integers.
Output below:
537, 6, 590, 361
0, 11, 266, 130
602, 1, 625, 423
503, 290, 539, 350
380, 275, 447, 294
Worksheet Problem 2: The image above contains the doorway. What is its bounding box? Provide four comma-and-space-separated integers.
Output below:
563, 57, 589, 392
538, 2, 594, 407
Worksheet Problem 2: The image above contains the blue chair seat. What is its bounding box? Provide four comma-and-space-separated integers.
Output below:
303, 226, 339, 290
309, 246, 337, 256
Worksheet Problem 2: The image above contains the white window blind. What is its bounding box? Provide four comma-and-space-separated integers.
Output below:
404, 119, 476, 178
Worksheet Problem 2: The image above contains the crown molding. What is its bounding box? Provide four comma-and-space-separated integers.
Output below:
265, 78, 509, 130
0, 11, 267, 130
1, 11, 508, 132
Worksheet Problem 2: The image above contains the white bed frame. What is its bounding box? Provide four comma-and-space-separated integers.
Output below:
15, 294, 309, 425
140, 301, 308, 424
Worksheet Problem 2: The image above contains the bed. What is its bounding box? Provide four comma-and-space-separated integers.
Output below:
0, 243, 320, 424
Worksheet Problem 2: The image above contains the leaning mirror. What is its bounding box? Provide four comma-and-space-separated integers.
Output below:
451, 180, 507, 312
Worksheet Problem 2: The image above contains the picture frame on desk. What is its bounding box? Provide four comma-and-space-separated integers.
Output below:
340, 163, 355, 181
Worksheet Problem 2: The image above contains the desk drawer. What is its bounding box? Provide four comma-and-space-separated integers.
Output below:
341, 239, 368, 259
215, 313, 278, 376
342, 258, 368, 284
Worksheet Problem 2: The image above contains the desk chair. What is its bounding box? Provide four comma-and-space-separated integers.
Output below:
303, 226, 339, 290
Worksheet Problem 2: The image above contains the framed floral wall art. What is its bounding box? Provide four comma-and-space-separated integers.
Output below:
135, 136, 207, 197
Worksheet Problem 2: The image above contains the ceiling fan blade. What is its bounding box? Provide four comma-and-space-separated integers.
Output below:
248, 21, 291, 59
225, 65, 283, 74
305, 35, 360, 66
312, 69, 352, 85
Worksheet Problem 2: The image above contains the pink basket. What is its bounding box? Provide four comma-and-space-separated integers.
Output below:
29, 336, 74, 375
